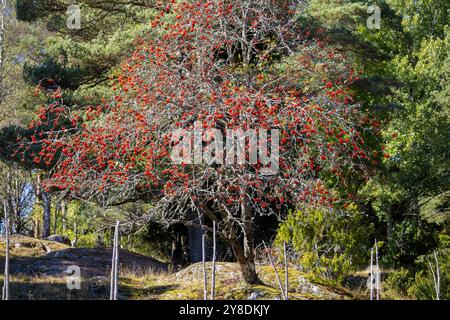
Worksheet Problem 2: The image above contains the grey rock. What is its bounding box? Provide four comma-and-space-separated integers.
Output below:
297, 276, 322, 295
248, 290, 264, 300
44, 235, 71, 246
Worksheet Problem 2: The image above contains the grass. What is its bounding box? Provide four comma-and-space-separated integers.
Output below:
0, 235, 358, 300
0, 235, 69, 258
0, 262, 355, 300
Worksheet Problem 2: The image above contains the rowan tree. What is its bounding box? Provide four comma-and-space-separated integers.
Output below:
18, 0, 379, 283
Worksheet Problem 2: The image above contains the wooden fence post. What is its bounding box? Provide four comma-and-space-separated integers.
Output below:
428, 251, 440, 300
202, 231, 207, 300
434, 251, 440, 300
283, 242, 288, 300
370, 247, 374, 300
375, 240, 380, 300
2, 201, 9, 300
110, 221, 120, 300
210, 221, 216, 300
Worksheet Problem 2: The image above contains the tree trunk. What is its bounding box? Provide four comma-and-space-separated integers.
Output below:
53, 201, 60, 235
72, 221, 78, 247
181, 232, 189, 265
198, 200, 260, 285
228, 235, 260, 284
188, 226, 204, 263
171, 232, 183, 266
61, 201, 67, 232
239, 185, 260, 284
34, 219, 40, 238
225, 215, 260, 284
36, 174, 51, 238
240, 256, 258, 284
41, 190, 51, 238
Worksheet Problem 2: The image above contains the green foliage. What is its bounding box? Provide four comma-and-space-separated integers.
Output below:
126, 221, 174, 262
277, 205, 369, 282
407, 270, 437, 300
0, 1, 48, 125
386, 249, 450, 299
420, 191, 450, 226
408, 251, 450, 300
383, 28, 450, 197
306, 0, 366, 29
388, 0, 450, 42
320, 0, 450, 271
17, 0, 156, 105
385, 267, 414, 297
60, 201, 96, 247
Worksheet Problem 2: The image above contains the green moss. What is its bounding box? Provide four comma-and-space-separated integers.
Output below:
225, 284, 281, 300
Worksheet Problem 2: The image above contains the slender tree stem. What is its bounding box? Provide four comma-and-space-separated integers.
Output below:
110, 231, 116, 299
375, 240, 380, 300
429, 251, 440, 300
283, 242, 288, 300
434, 251, 440, 300
210, 221, 216, 300
370, 247, 373, 301
263, 241, 286, 300
114, 221, 120, 300
202, 231, 207, 300
110, 221, 120, 300
2, 200, 9, 300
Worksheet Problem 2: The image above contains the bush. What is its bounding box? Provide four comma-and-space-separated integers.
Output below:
385, 268, 414, 297
407, 271, 436, 300
276, 205, 369, 283
408, 249, 450, 300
